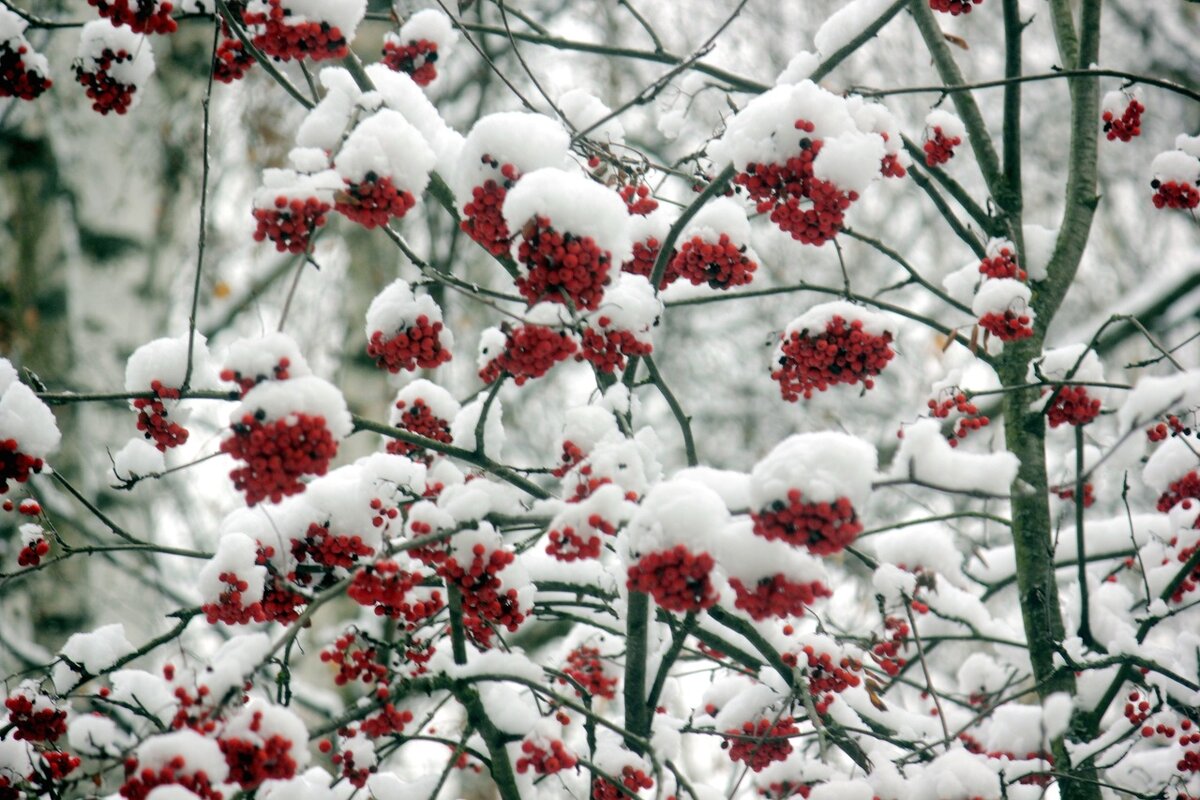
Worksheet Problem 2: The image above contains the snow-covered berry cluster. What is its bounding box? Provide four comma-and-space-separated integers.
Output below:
973, 268, 1034, 343
723, 717, 798, 771
381, 9, 455, 86
930, 0, 985, 13
214, 29, 255, 83
365, 280, 453, 373
517, 738, 577, 775
592, 766, 654, 800
87, 0, 177, 35
333, 109, 435, 229
74, 19, 155, 115
0, 7, 52, 101
251, 148, 338, 254
927, 391, 991, 446
386, 380, 459, 462
5, 684, 67, 742
1150, 136, 1200, 211
1031, 344, 1107, 427
220, 333, 310, 397
241, 0, 365, 62
577, 274, 660, 373
478, 319, 578, 386
772, 302, 895, 401
348, 559, 443, 624
559, 644, 619, 699
924, 110, 966, 167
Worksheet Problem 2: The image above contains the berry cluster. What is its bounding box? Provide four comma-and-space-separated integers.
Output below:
553, 440, 587, 478
438, 544, 527, 640
871, 616, 910, 676
87, 0, 177, 34
558, 645, 618, 699
723, 717, 798, 771
120, 756, 223, 800
0, 438, 44, 493
201, 548, 307, 625
577, 327, 653, 374
336, 174, 417, 229
17, 534, 50, 567
621, 237, 677, 289
386, 397, 453, 461
75, 48, 139, 115
752, 490, 862, 555
978, 309, 1034, 341
321, 630, 389, 686
627, 545, 718, 613
515, 216, 611, 310
1052, 482, 1095, 508
546, 512, 615, 562
221, 412, 338, 506
592, 767, 653, 800
133, 380, 188, 451
214, 35, 254, 83
978, 247, 1026, 281
478, 324, 578, 386
1044, 385, 1102, 427
620, 184, 659, 216
0, 41, 52, 100
1147, 415, 1190, 442
772, 316, 895, 401
381, 38, 438, 85
220, 716, 297, 789
1103, 98, 1144, 142
923, 126, 962, 166
929, 0, 985, 13
728, 574, 832, 620
5, 691, 66, 742
671, 233, 757, 290
360, 698, 414, 738
926, 392, 990, 447
1151, 179, 1200, 210
290, 522, 374, 581
327, 736, 373, 787
220, 357, 292, 397
367, 315, 452, 373
793, 646, 861, 714
243, 0, 349, 61
252, 196, 331, 254
735, 120, 856, 246
461, 157, 520, 256
1156, 470, 1200, 513
348, 560, 442, 623
516, 739, 576, 775
1168, 542, 1200, 603
880, 152, 907, 179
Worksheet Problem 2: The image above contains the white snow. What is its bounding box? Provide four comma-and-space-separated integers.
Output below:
54, 623, 134, 688
775, 51, 820, 85
390, 379, 460, 426
0, 378, 60, 457
334, 108, 436, 191
364, 279, 453, 351
198, 532, 266, 607
503, 167, 633, 265
77, 19, 155, 102
451, 395, 504, 455
112, 438, 165, 479
453, 112, 571, 210
125, 334, 214, 392
1150, 148, 1200, 182
972, 277, 1032, 317
1118, 370, 1200, 430
926, 108, 967, 141
892, 419, 1018, 496
222, 333, 312, 384
397, 8, 457, 53
231, 376, 353, 440
749, 432, 877, 509
559, 88, 625, 144
813, 0, 896, 56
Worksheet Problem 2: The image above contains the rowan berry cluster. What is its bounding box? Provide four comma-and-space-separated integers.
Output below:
461, 157, 520, 255
553, 440, 587, 478
367, 315, 452, 373
243, 0, 350, 61
515, 216, 611, 309
381, 38, 438, 85
438, 543, 526, 642
252, 196, 331, 254
559, 645, 618, 699
1147, 415, 1190, 442
1103, 98, 1145, 142
220, 720, 298, 789
723, 717, 798, 771
621, 237, 676, 289
336, 174, 417, 229
789, 646, 862, 714
360, 698, 414, 738
1151, 179, 1200, 210
929, 0, 985, 14
220, 357, 292, 397
627, 545, 718, 613
119, 755, 223, 800
290, 523, 374, 580
620, 184, 659, 216
0, 42, 52, 100
871, 616, 910, 676
221, 412, 339, 506
1167, 542, 1200, 603
1044, 385, 1102, 427
577, 327, 653, 373
978, 247, 1026, 281
214, 35, 254, 83
772, 316, 895, 401
0, 438, 44, 493
923, 126, 962, 166
87, 0, 177, 34
546, 513, 615, 562
751, 489, 862, 555
348, 560, 442, 623
516, 739, 576, 775
386, 397, 453, 461
4, 691, 66, 742
1053, 482, 1096, 507
735, 120, 856, 246
978, 309, 1034, 341
133, 380, 187, 451
320, 630, 389, 686
926, 392, 990, 447
1156, 470, 1200, 513
478, 324, 578, 385
592, 766, 654, 800
728, 574, 833, 620
671, 233, 757, 289
75, 48, 139, 114
17, 535, 50, 567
